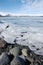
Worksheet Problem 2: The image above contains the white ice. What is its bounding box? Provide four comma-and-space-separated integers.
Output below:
0, 22, 43, 55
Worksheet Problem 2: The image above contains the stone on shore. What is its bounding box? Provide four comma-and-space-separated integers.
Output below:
11, 56, 25, 65
0, 53, 10, 65
22, 48, 28, 56
22, 48, 31, 57
9, 46, 21, 57
0, 38, 7, 48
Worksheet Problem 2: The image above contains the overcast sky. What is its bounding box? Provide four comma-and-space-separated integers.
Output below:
0, 0, 43, 15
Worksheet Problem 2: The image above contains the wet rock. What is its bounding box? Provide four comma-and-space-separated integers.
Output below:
9, 46, 21, 57
11, 56, 25, 65
0, 53, 10, 65
0, 38, 7, 48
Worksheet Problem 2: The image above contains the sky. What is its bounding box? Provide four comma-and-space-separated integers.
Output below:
0, 0, 43, 15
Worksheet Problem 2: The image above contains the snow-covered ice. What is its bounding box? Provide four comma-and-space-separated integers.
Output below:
0, 21, 43, 55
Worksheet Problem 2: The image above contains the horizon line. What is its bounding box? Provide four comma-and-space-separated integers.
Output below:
0, 12, 43, 16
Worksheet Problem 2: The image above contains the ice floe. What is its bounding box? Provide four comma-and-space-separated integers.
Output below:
0, 22, 43, 55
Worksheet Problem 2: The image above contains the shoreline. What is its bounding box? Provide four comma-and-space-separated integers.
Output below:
0, 17, 43, 65
0, 38, 43, 65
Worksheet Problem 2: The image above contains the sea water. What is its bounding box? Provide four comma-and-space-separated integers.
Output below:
0, 16, 43, 55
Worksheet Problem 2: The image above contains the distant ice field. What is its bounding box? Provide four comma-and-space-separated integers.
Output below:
0, 16, 43, 55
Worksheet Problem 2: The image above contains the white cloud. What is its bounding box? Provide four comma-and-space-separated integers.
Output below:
21, 0, 37, 4
0, 0, 43, 16
0, 12, 7, 16
21, 0, 26, 4
0, 12, 14, 16
20, 0, 43, 14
